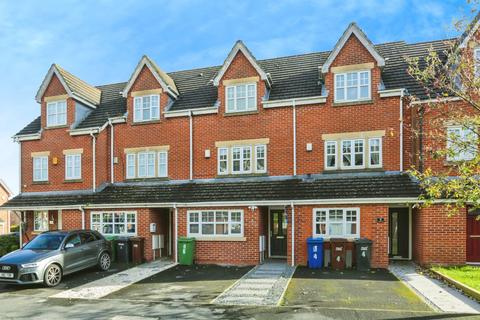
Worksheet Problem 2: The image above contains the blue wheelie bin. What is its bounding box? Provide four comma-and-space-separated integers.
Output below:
307, 237, 324, 268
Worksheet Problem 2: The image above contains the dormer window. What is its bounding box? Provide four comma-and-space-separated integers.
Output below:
46, 100, 67, 127
334, 71, 370, 103
226, 83, 257, 113
134, 95, 160, 122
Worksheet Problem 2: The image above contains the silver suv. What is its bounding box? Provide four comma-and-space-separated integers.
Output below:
0, 230, 112, 287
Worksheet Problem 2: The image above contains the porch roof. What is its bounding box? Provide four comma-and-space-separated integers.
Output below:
2, 172, 421, 210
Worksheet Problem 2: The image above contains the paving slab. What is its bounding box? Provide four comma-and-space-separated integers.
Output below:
213, 261, 296, 306
51, 259, 176, 300
389, 261, 480, 314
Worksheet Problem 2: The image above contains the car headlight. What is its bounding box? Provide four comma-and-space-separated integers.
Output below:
21, 263, 39, 268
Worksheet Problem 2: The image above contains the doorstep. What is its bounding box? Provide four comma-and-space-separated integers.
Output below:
50, 259, 177, 300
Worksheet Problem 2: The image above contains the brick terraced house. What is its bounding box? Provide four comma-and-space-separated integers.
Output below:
4, 21, 480, 268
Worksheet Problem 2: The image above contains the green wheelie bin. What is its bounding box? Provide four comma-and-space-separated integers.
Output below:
178, 237, 196, 265
104, 235, 118, 262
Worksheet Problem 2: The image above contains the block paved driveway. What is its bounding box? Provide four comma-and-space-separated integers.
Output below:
0, 264, 479, 319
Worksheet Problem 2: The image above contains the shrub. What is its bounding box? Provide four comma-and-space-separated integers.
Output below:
10, 225, 19, 233
0, 234, 19, 257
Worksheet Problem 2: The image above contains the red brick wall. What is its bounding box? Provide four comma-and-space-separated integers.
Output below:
288, 204, 389, 268
177, 206, 260, 265
130, 66, 162, 92
413, 205, 466, 266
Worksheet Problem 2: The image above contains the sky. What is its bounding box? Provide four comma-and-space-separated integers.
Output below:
0, 0, 473, 194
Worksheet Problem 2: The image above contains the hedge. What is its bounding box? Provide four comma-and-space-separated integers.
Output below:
0, 235, 19, 257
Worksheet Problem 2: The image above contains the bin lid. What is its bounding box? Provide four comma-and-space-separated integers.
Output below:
178, 237, 196, 243
355, 238, 373, 244
307, 237, 324, 244
330, 238, 348, 242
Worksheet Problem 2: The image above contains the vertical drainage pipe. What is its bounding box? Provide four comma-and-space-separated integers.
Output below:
90, 133, 97, 192
399, 89, 405, 172
290, 202, 295, 267
292, 100, 297, 176
174, 204, 178, 263
189, 111, 193, 180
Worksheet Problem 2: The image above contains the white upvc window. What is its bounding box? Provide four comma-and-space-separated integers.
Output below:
325, 141, 338, 170
475, 48, 480, 78
138, 152, 155, 178
341, 139, 365, 169
158, 151, 168, 177
65, 154, 81, 180
232, 146, 252, 174
126, 153, 136, 179
334, 70, 371, 103
187, 210, 244, 237
34, 211, 49, 232
446, 126, 477, 161
255, 145, 266, 173
91, 211, 137, 236
134, 95, 160, 122
369, 138, 382, 168
218, 147, 229, 175
313, 208, 360, 238
46, 100, 67, 127
226, 83, 257, 113
33, 156, 48, 182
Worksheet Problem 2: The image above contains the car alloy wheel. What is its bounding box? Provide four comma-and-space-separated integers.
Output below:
99, 253, 111, 271
44, 264, 62, 287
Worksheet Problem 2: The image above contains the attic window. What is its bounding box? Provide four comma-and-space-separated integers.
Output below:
46, 100, 67, 127
134, 95, 160, 122
226, 83, 257, 113
334, 71, 371, 103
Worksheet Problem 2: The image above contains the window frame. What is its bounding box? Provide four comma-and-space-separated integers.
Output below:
324, 141, 338, 170
65, 153, 82, 180
225, 83, 257, 113
312, 208, 360, 239
126, 150, 169, 179
90, 211, 137, 236
187, 210, 244, 238
334, 70, 371, 103
126, 153, 136, 179
475, 48, 480, 78
33, 156, 48, 182
33, 211, 49, 232
218, 144, 266, 175
217, 147, 229, 175
368, 138, 382, 168
133, 94, 160, 123
341, 139, 365, 169
446, 125, 477, 161
255, 144, 267, 173
46, 100, 67, 127
137, 151, 156, 178
158, 151, 168, 178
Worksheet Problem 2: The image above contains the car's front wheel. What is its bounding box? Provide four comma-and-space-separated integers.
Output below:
98, 252, 111, 271
44, 264, 62, 287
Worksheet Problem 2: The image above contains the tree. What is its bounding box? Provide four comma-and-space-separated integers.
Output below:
407, 2, 480, 214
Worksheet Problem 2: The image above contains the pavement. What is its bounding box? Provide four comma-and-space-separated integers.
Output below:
213, 261, 296, 306
389, 261, 480, 314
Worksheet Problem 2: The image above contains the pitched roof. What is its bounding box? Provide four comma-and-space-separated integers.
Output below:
1, 172, 420, 209
35, 64, 101, 107
212, 40, 270, 86
122, 55, 179, 98
17, 38, 453, 136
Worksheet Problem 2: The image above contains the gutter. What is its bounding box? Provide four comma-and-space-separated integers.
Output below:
263, 95, 327, 109
164, 106, 218, 118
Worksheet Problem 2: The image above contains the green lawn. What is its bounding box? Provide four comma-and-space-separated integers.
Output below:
432, 266, 480, 291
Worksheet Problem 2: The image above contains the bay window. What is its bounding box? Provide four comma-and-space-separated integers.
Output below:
334, 70, 370, 103
313, 208, 360, 238
226, 83, 257, 113
91, 212, 136, 236
134, 95, 160, 122
46, 100, 67, 127
187, 210, 244, 237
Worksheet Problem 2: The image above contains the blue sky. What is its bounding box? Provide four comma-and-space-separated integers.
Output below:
0, 0, 473, 194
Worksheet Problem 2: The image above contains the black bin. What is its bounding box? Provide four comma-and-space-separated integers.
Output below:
115, 237, 131, 263
355, 238, 372, 271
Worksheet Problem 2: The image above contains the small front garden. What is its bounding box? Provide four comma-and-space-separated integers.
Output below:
432, 265, 480, 292
0, 234, 19, 257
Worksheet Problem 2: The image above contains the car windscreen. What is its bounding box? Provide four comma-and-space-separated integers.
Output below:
23, 234, 66, 250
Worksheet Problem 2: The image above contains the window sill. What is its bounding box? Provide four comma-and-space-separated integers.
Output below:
32, 181, 50, 185
314, 236, 358, 242
332, 100, 373, 107
216, 173, 268, 178
64, 179, 83, 183
131, 120, 161, 126
192, 236, 246, 242
223, 110, 259, 117
45, 125, 68, 130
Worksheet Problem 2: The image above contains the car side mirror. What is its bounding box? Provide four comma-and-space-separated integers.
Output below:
65, 243, 74, 249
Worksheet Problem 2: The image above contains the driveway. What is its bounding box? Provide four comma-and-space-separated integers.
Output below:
0, 262, 132, 298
